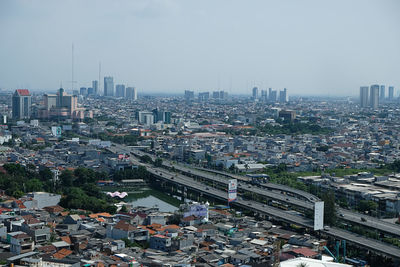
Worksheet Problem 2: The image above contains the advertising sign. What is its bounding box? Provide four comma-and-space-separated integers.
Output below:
314, 201, 324, 230
228, 179, 238, 203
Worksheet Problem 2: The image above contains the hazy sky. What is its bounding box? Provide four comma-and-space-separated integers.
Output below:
1, 0, 399, 96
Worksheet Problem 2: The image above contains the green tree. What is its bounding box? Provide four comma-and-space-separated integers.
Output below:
154, 158, 163, 167
25, 179, 43, 192
60, 170, 74, 187
322, 191, 336, 225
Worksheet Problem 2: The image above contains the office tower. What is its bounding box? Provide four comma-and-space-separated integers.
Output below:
116, 84, 126, 98
104, 76, 114, 96
12, 89, 31, 119
380, 85, 385, 100
370, 84, 379, 109
126, 87, 137, 100
87, 87, 94, 95
220, 91, 228, 100
279, 88, 288, 103
184, 90, 195, 101
44, 94, 57, 110
261, 90, 267, 101
360, 86, 369, 108
389, 86, 394, 100
252, 87, 259, 99
199, 92, 210, 101
269, 89, 277, 102
163, 111, 171, 124
92, 80, 99, 95
80, 87, 87, 96
212, 91, 220, 99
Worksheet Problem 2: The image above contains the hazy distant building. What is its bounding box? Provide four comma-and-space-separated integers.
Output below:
380, 85, 385, 100
184, 90, 195, 101
104, 76, 114, 97
389, 86, 394, 100
269, 89, 277, 102
80, 87, 87, 96
92, 80, 99, 95
360, 86, 369, 108
87, 87, 94, 95
126, 87, 137, 100
116, 84, 126, 98
370, 84, 379, 109
279, 88, 288, 103
39, 88, 92, 120
261, 90, 267, 101
220, 90, 228, 100
212, 91, 220, 99
12, 89, 31, 119
252, 87, 258, 99
198, 92, 209, 101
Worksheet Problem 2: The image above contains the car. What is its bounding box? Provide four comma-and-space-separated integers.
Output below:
324, 226, 330, 231
361, 217, 367, 222
206, 187, 209, 190
339, 213, 344, 217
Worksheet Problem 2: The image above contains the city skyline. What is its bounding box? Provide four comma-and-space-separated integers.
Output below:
1, 0, 400, 95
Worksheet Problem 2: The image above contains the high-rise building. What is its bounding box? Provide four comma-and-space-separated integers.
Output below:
92, 80, 99, 95
80, 87, 87, 96
279, 88, 288, 103
12, 89, 31, 119
199, 92, 210, 101
87, 87, 94, 95
389, 86, 394, 100
116, 84, 126, 98
370, 84, 379, 109
104, 77, 114, 96
184, 90, 195, 101
261, 90, 267, 101
380, 85, 385, 100
269, 89, 277, 102
212, 91, 220, 99
126, 87, 137, 100
252, 87, 259, 99
360, 86, 369, 108
220, 91, 228, 100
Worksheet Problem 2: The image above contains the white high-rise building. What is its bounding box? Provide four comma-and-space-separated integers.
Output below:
370, 84, 379, 109
360, 86, 369, 108
104, 77, 114, 97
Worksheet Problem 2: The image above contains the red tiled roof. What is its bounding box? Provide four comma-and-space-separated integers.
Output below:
16, 89, 30, 96
291, 247, 318, 257
53, 248, 73, 259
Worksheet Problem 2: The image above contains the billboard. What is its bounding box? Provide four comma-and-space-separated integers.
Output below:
314, 201, 324, 231
183, 204, 208, 218
228, 179, 237, 203
51, 126, 62, 137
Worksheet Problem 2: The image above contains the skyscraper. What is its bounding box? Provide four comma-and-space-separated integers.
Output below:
80, 87, 87, 96
360, 86, 369, 108
104, 77, 114, 96
370, 84, 379, 109
279, 88, 288, 103
184, 90, 195, 101
389, 86, 394, 100
92, 80, 99, 95
261, 90, 267, 102
126, 87, 137, 100
252, 87, 258, 99
269, 89, 277, 102
380, 85, 385, 100
12, 89, 31, 119
116, 84, 126, 98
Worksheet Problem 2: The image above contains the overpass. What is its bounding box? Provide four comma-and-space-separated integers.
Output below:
108, 144, 400, 254
146, 164, 400, 260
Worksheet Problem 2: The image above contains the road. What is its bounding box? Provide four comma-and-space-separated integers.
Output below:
108, 144, 400, 258
146, 163, 400, 259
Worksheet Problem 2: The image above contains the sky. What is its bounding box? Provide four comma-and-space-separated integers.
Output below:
0, 0, 399, 96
